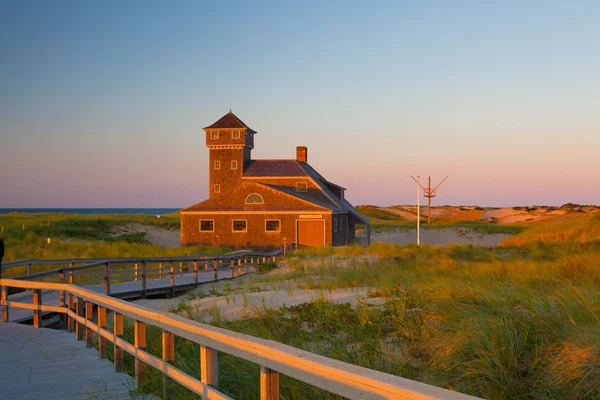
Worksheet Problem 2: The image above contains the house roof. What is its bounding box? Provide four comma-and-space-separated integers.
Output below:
203, 111, 257, 134
243, 160, 308, 177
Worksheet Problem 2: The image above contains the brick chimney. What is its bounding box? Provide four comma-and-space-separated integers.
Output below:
296, 146, 307, 163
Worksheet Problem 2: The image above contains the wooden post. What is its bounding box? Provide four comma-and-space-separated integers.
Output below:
27, 263, 32, 277
104, 262, 111, 295
204, 260, 208, 271
200, 345, 218, 389
263, 256, 267, 263
214, 259, 218, 280
135, 321, 147, 389
244, 257, 248, 274
260, 366, 280, 400
179, 262, 183, 277
230, 259, 234, 278
273, 255, 277, 262
33, 289, 42, 328
67, 294, 75, 332
193, 260, 199, 287
142, 261, 147, 299
134, 263, 139, 281
98, 306, 107, 358
85, 301, 93, 347
237, 258, 242, 276
169, 261, 175, 297
76, 297, 84, 340
59, 270, 66, 328
2, 285, 9, 323
162, 330, 175, 400
159, 262, 163, 279
114, 312, 124, 372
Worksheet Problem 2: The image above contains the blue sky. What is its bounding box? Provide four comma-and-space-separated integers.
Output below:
1, 1, 599, 207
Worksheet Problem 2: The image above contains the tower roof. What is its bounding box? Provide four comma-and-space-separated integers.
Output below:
203, 111, 257, 133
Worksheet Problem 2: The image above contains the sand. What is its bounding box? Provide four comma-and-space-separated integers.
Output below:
125, 223, 181, 247
372, 227, 511, 246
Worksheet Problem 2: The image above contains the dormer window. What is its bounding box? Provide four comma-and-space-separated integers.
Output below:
232, 130, 240, 139
231, 160, 238, 170
296, 182, 307, 192
211, 131, 219, 140
245, 193, 264, 204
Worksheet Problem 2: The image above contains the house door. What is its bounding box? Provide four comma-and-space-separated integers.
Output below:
297, 220, 325, 247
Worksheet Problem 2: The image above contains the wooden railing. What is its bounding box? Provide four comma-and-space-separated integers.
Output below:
0, 278, 479, 400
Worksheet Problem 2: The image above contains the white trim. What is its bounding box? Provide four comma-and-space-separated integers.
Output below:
265, 219, 281, 232
231, 160, 238, 170
245, 193, 264, 204
296, 182, 308, 192
232, 219, 247, 232
214, 184, 221, 193
199, 219, 214, 232
214, 161, 220, 170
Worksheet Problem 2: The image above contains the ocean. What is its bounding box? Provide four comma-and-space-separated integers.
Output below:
0, 208, 181, 215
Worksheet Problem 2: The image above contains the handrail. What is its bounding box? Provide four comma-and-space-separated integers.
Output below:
0, 278, 480, 400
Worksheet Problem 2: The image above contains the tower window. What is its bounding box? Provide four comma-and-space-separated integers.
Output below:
214, 161, 220, 169
245, 193, 264, 204
211, 131, 219, 140
214, 184, 220, 193
200, 220, 214, 232
232, 220, 247, 232
232, 130, 240, 139
231, 160, 238, 169
265, 220, 280, 232
296, 182, 307, 192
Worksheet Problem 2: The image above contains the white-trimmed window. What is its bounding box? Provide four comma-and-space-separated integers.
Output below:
232, 130, 240, 139
265, 220, 280, 232
214, 184, 220, 193
231, 160, 238, 169
334, 218, 337, 232
211, 131, 219, 140
214, 161, 220, 169
232, 220, 247, 232
245, 193, 264, 204
296, 182, 307, 192
200, 220, 214, 232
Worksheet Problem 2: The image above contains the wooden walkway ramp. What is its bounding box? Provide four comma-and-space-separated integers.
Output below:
0, 322, 156, 400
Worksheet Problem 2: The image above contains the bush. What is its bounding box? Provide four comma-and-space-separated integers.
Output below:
257, 262, 278, 273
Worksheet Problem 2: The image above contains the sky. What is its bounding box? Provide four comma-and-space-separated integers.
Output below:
1, 1, 599, 208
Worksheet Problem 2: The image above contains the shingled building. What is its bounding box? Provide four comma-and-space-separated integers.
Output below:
180, 111, 370, 248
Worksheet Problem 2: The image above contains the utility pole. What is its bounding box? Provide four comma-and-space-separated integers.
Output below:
412, 175, 448, 226
416, 176, 420, 246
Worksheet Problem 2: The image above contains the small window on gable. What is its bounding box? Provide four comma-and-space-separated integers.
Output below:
245, 193, 264, 204
296, 182, 307, 192
214, 184, 220, 193
214, 161, 220, 169
200, 220, 214, 232
266, 220, 280, 232
232, 220, 247, 232
211, 131, 219, 140
232, 130, 240, 139
231, 160, 238, 169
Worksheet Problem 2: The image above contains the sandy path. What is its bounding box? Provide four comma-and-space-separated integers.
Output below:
125, 224, 181, 247
372, 228, 511, 246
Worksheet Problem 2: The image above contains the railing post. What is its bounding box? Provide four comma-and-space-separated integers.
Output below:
59, 269, 66, 328
244, 257, 248, 274
142, 261, 147, 299
250, 256, 254, 273
179, 262, 183, 277
134, 263, 139, 281
214, 259, 218, 280
2, 285, 9, 323
135, 321, 147, 389
193, 260, 199, 287
169, 261, 175, 297
162, 330, 175, 400
27, 263, 32, 277
104, 262, 111, 295
200, 345, 219, 389
230, 259, 234, 278
159, 262, 163, 278
98, 306, 107, 358
260, 366, 279, 400
237, 258, 241, 276
67, 294, 75, 332
85, 301, 93, 347
114, 312, 124, 372
204, 260, 208, 271
76, 297, 84, 340
33, 289, 42, 328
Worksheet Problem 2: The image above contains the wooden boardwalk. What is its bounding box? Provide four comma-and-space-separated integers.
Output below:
0, 322, 156, 399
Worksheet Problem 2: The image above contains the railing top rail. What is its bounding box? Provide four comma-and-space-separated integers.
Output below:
0, 278, 479, 400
